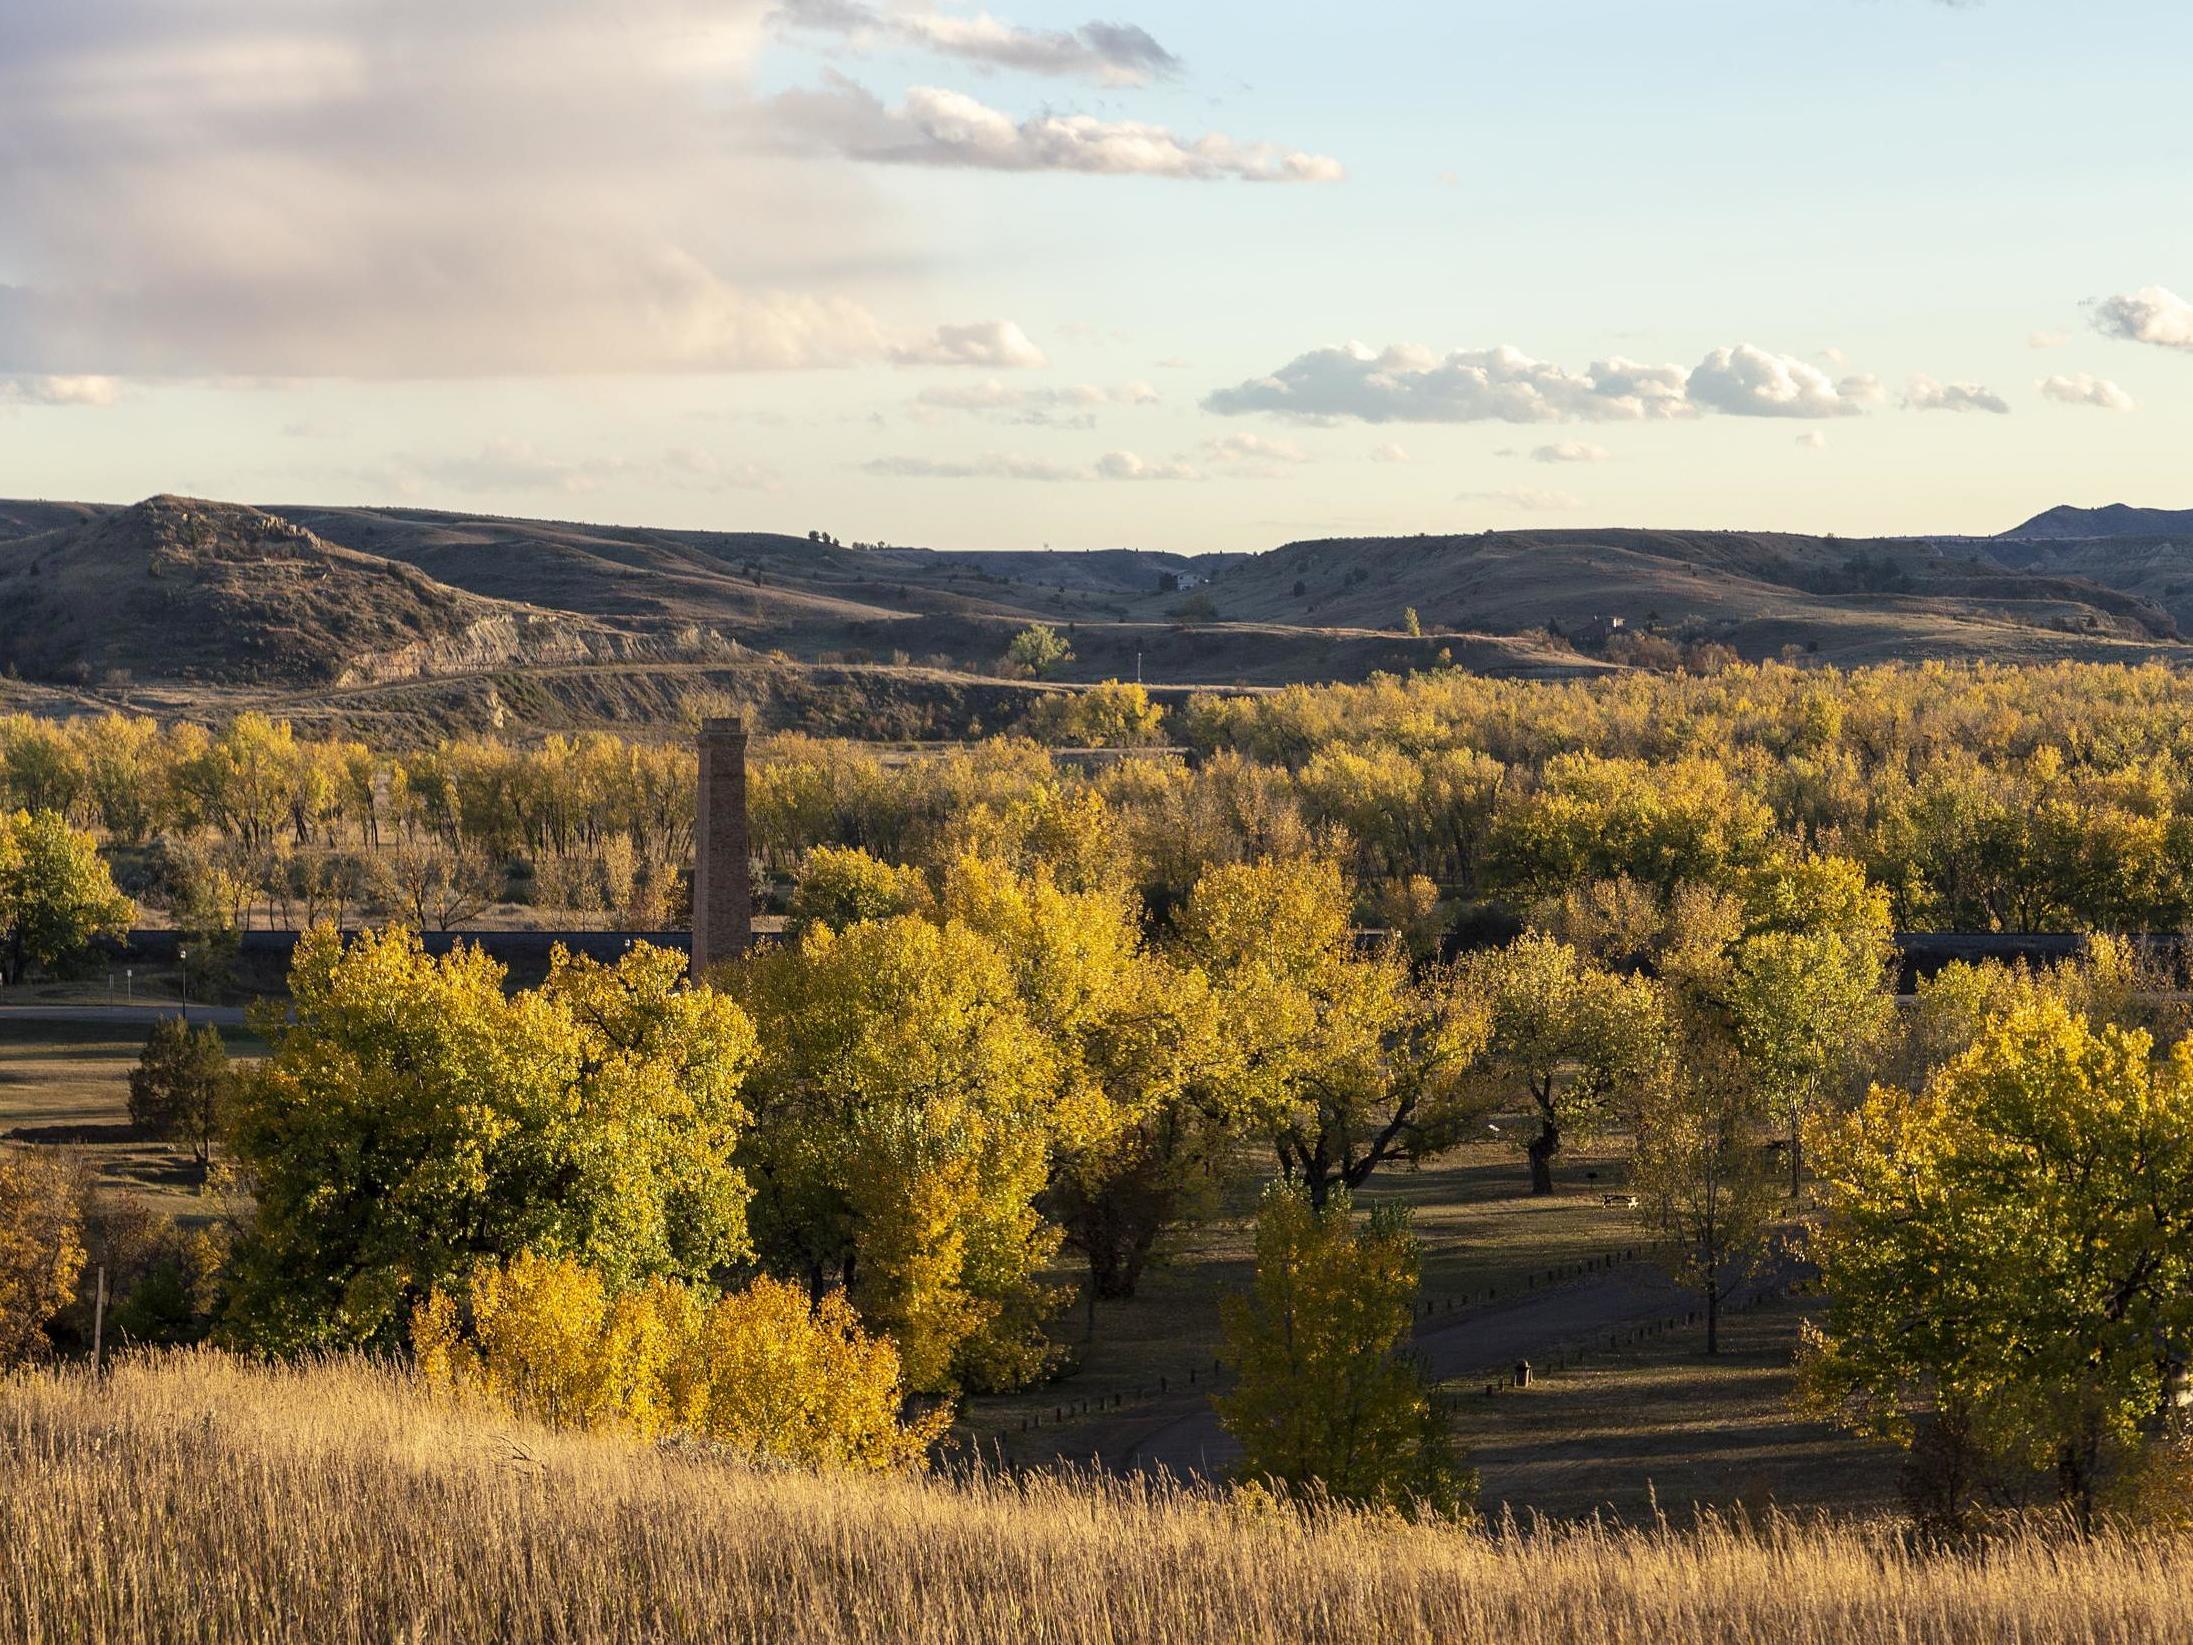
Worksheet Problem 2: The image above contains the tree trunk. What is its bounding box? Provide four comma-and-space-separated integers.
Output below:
1705, 1283, 1720, 1356
1528, 1119, 1559, 1196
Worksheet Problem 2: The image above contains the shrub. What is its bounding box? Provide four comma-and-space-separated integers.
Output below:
413, 1252, 947, 1470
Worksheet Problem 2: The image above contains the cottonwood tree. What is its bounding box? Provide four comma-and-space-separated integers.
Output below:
1455, 932, 1670, 1195
0, 1147, 88, 1368
1216, 1185, 1474, 1517
724, 914, 1068, 1393
1178, 858, 1490, 1208
224, 929, 755, 1352
1631, 1039, 1780, 1354
1804, 999, 2193, 1530
0, 810, 135, 985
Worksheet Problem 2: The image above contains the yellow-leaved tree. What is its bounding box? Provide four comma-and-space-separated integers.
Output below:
1804, 998, 2193, 1531
722, 914, 1066, 1392
414, 1252, 945, 1469
1216, 1185, 1474, 1518
0, 1146, 87, 1369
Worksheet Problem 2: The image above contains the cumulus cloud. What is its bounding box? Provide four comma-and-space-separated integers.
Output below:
770, 78, 1344, 181
1369, 442, 1412, 463
0, 374, 121, 406
0, 0, 898, 377
1203, 343, 1691, 425
890, 320, 1049, 369
1203, 432, 1311, 465
774, 1, 1179, 86
913, 376, 1157, 425
1796, 430, 1829, 450
865, 447, 1198, 481
2039, 372, 2138, 412
1457, 488, 1583, 512
1531, 440, 1609, 464
1902, 374, 2011, 415
1686, 346, 1877, 419
2091, 286, 2193, 351
1207, 341, 1881, 425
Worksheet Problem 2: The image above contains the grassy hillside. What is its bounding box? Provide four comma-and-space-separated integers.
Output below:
5, 1352, 2184, 1645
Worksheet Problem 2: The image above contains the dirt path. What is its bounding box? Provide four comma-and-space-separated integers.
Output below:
1102, 1264, 1725, 1481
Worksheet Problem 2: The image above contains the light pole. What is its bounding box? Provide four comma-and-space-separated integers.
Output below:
178, 946, 189, 1026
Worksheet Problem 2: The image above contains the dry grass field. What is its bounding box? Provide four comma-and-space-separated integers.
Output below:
1, 1352, 2182, 1645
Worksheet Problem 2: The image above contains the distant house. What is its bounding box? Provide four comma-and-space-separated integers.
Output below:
1572, 614, 1626, 647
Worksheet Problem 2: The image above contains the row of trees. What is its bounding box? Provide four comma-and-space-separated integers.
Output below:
26, 658, 2193, 943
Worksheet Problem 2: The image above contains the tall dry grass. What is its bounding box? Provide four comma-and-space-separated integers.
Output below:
2, 1351, 2186, 1645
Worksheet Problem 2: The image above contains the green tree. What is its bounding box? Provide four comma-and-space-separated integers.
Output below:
1804, 999, 2193, 1529
1005, 623, 1073, 679
1631, 1039, 1780, 1354
1726, 928, 1893, 1196
127, 1017, 233, 1171
1179, 859, 1490, 1207
0, 810, 135, 985
1456, 932, 1670, 1195
1216, 1185, 1474, 1517
223, 928, 754, 1352
784, 845, 930, 937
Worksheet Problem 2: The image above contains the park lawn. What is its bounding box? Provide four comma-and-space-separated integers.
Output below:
0, 1020, 263, 1223
1448, 1292, 1901, 1524
963, 1138, 1653, 1454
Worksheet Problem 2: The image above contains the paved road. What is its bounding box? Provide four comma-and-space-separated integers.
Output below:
1111, 1263, 1720, 1481
0, 1003, 250, 1027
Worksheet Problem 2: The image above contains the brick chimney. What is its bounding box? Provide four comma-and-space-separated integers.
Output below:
692, 717, 753, 978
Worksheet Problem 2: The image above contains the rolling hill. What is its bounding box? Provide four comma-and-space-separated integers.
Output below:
5, 495, 2193, 738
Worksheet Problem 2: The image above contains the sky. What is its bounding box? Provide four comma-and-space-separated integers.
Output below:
3, 0, 2192, 553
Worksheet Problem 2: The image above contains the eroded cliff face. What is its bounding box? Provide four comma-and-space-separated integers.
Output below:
334, 612, 728, 686
0, 495, 725, 688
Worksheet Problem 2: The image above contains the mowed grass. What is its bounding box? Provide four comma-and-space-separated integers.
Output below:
967, 1140, 1652, 1453
1450, 1294, 1901, 1524
0, 1020, 260, 1221
3, 1351, 2184, 1645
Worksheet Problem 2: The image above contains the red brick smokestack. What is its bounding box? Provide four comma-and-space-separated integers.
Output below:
692, 717, 753, 978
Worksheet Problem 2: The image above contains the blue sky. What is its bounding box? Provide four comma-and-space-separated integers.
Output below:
3, 0, 2190, 551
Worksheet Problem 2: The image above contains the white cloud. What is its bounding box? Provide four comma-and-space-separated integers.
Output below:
865, 448, 1198, 481
913, 376, 1157, 425
2028, 330, 2072, 349
890, 320, 1049, 369
1902, 374, 2011, 414
0, 374, 120, 406
770, 79, 1344, 182
773, 1, 1180, 86
1369, 442, 1412, 463
1204, 342, 1691, 424
407, 439, 633, 496
2039, 373, 2138, 412
1155, 356, 1191, 370
2092, 286, 2193, 351
1095, 449, 1200, 481
0, 0, 898, 377
1530, 440, 1609, 464
1457, 488, 1583, 512
1686, 346, 1876, 419
1203, 432, 1311, 464
1796, 430, 1829, 450
1208, 340, 1879, 425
